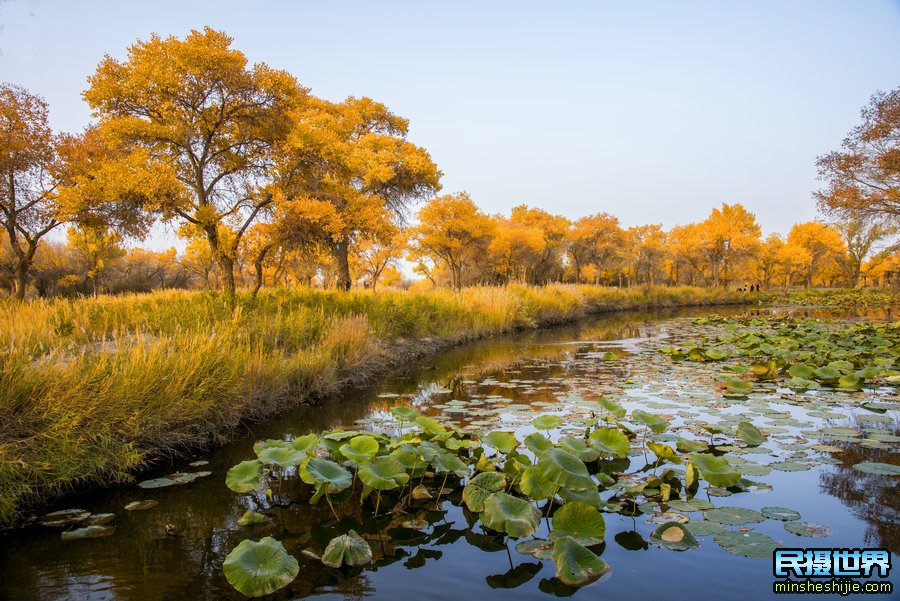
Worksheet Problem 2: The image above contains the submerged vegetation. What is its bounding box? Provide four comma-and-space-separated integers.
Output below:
0, 284, 745, 526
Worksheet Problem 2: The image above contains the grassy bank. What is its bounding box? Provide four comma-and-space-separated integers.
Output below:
0, 284, 746, 525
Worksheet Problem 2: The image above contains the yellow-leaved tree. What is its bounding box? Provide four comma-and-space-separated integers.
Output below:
83, 27, 303, 308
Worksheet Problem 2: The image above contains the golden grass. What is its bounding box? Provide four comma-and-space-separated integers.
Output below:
0, 284, 747, 524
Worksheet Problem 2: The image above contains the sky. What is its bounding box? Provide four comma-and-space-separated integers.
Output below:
1, 0, 899, 250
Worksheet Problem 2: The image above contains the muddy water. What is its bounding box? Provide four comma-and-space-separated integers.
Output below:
1, 306, 897, 600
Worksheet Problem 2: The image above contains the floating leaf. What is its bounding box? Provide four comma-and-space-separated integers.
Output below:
785, 522, 832, 537
704, 506, 765, 525
551, 536, 610, 587
683, 520, 726, 536
649, 522, 699, 551
735, 422, 766, 446
714, 531, 779, 558
722, 377, 753, 395
321, 530, 373, 568
61, 525, 114, 541
533, 415, 563, 431
238, 511, 270, 526
761, 506, 801, 521
852, 462, 900, 476
515, 539, 554, 560
138, 477, 177, 489
481, 492, 542, 538
124, 500, 157, 511
223, 537, 299, 598
550, 501, 605, 545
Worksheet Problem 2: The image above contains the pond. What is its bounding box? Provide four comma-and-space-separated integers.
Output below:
1, 306, 897, 600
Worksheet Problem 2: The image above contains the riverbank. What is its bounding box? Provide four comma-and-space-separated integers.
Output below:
0, 284, 752, 525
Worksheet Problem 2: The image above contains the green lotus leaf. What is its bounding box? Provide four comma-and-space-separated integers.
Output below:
431, 452, 469, 477
722, 377, 753, 395
339, 435, 380, 464
788, 363, 816, 380
649, 522, 699, 551
688, 453, 741, 488
124, 500, 158, 511
391, 406, 419, 422
38, 508, 91, 527
814, 366, 841, 382
138, 477, 177, 489
357, 456, 408, 491
666, 499, 713, 512
598, 399, 626, 418
322, 430, 357, 441
321, 530, 373, 568
533, 415, 563, 431
714, 531, 779, 558
524, 432, 554, 455
559, 436, 601, 463
253, 439, 292, 456
647, 441, 682, 465
223, 537, 299, 598
226, 460, 264, 493
462, 471, 507, 511
550, 501, 605, 545
306, 458, 353, 493
237, 510, 270, 526
551, 536, 610, 587
683, 520, 726, 536
675, 438, 709, 453
518, 465, 556, 501
703, 506, 765, 525
838, 374, 863, 390
291, 434, 319, 454
414, 415, 447, 436
482, 431, 519, 454
481, 492, 541, 538
852, 461, 900, 476
515, 538, 554, 560
257, 446, 307, 469
735, 422, 766, 446
537, 448, 594, 491
61, 525, 115, 541
632, 410, 666, 433
761, 506, 801, 521
588, 427, 630, 458
784, 522, 832, 537
705, 348, 729, 361
558, 485, 602, 508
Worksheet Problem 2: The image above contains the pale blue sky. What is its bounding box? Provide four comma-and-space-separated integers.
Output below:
2, 0, 899, 248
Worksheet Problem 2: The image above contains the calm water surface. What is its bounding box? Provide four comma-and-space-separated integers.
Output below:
1, 306, 897, 600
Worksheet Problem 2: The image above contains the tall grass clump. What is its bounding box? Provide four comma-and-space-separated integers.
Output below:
0, 284, 747, 524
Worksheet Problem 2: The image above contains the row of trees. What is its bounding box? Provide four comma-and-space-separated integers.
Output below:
3, 198, 896, 296
2, 28, 898, 301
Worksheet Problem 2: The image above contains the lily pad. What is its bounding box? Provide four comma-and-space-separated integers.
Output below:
714, 531, 779, 558
683, 520, 726, 536
482, 492, 542, 538
61, 525, 115, 541
533, 415, 563, 431
462, 472, 507, 512
321, 530, 373, 568
223, 537, 299, 597
852, 462, 900, 476
237, 511, 271, 526
785, 522, 832, 537
761, 506, 801, 521
124, 500, 158, 511
704, 507, 765, 525
551, 536, 610, 587
515, 538, 554, 560
550, 501, 605, 545
649, 522, 699, 551
138, 477, 177, 489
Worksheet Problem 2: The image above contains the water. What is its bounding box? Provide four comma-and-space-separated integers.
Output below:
1, 306, 897, 600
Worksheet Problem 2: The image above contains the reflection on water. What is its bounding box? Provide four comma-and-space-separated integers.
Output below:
0, 305, 897, 601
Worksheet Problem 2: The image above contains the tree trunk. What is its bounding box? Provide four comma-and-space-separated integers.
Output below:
219, 255, 236, 310
252, 245, 272, 300
334, 239, 352, 291
13, 261, 28, 300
